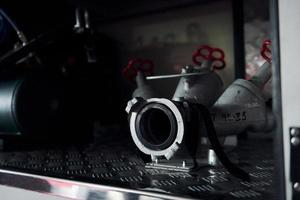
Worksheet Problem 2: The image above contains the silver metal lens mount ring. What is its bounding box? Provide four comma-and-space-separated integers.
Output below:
129, 98, 185, 160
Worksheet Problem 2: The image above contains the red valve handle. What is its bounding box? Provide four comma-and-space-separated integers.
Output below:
192, 45, 226, 71
123, 58, 154, 81
261, 39, 272, 63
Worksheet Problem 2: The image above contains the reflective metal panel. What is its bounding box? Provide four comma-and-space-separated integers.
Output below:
0, 169, 194, 200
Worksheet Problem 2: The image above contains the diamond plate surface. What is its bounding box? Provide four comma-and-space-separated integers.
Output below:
0, 138, 275, 199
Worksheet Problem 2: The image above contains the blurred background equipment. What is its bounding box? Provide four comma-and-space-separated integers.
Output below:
0, 0, 292, 200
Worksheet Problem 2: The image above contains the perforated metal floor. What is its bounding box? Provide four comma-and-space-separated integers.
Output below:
0, 138, 274, 199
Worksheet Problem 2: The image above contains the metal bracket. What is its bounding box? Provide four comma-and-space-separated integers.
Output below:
289, 127, 300, 199
145, 159, 194, 172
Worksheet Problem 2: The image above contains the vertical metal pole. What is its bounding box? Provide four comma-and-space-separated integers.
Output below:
270, 0, 286, 199
232, 0, 245, 79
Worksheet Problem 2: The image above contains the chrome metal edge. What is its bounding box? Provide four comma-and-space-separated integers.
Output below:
0, 169, 197, 200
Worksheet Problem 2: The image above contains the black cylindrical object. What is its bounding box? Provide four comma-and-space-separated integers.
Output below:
0, 74, 66, 136
0, 79, 23, 133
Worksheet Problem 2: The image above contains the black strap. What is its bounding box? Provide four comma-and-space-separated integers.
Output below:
195, 103, 250, 181
184, 103, 200, 167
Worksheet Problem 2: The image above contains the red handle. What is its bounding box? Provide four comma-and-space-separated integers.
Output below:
192, 45, 226, 71
192, 45, 212, 66
123, 58, 154, 81
261, 39, 272, 63
210, 48, 225, 60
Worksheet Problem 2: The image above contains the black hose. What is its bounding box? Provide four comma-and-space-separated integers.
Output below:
195, 103, 250, 181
